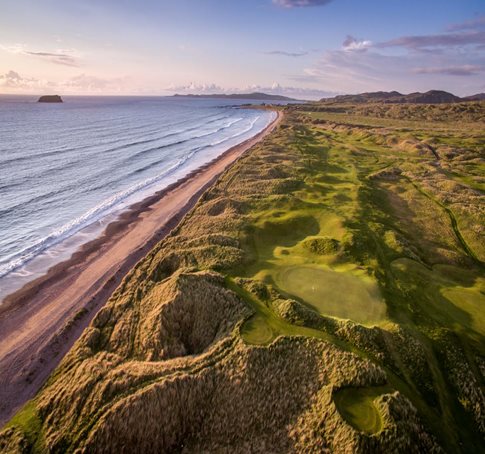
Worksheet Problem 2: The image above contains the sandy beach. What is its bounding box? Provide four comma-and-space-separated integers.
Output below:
0, 109, 282, 426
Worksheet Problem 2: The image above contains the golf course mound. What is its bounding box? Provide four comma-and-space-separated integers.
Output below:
302, 236, 341, 255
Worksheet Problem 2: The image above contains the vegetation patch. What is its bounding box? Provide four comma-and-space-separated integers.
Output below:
302, 237, 340, 255
1, 401, 44, 453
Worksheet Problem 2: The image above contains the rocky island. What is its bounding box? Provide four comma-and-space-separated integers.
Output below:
37, 95, 63, 103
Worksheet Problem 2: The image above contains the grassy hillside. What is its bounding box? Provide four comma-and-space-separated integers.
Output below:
1, 103, 484, 453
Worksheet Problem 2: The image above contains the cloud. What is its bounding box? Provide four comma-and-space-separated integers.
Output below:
0, 70, 23, 88
290, 49, 400, 92
412, 65, 484, 76
289, 28, 485, 95
0, 43, 80, 66
62, 74, 127, 92
342, 35, 372, 52
447, 14, 485, 32
378, 31, 485, 49
272, 0, 333, 8
25, 51, 79, 67
0, 70, 129, 94
165, 81, 334, 100
166, 82, 225, 94
264, 50, 309, 57
0, 70, 50, 90
0, 43, 25, 54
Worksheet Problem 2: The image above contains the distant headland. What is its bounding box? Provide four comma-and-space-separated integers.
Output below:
320, 90, 485, 104
38, 95, 63, 103
173, 92, 298, 101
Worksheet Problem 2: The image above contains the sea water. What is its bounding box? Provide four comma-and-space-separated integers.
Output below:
0, 95, 276, 299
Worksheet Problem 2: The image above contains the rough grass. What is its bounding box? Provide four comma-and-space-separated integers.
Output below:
0, 401, 44, 453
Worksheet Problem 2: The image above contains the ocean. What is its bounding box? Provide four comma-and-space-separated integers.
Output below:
0, 95, 276, 300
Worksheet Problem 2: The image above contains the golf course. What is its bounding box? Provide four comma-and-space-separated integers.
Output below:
1, 101, 484, 453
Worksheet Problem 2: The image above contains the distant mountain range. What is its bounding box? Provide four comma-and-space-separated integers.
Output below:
461, 93, 485, 101
172, 90, 485, 104
173, 92, 298, 101
321, 90, 485, 104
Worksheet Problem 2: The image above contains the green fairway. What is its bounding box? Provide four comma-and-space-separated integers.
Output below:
441, 287, 485, 336
273, 265, 387, 325
391, 258, 485, 339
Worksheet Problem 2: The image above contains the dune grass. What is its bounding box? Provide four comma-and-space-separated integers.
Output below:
2, 401, 44, 453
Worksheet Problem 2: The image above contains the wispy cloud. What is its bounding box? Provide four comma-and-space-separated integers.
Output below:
289, 18, 485, 95
0, 44, 25, 54
447, 14, 485, 32
378, 31, 485, 49
24, 51, 79, 67
342, 35, 372, 52
0, 44, 80, 66
327, 19, 484, 93
290, 50, 397, 92
272, 0, 333, 8
412, 65, 483, 76
264, 50, 309, 57
62, 74, 128, 91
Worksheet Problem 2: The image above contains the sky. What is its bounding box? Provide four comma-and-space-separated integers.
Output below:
0, 0, 484, 99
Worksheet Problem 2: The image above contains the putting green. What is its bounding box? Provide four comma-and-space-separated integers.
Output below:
334, 387, 389, 434
273, 265, 387, 325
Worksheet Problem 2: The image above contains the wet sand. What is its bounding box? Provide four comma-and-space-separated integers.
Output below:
0, 109, 282, 426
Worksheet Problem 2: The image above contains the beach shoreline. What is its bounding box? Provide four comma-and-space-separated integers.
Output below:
0, 108, 282, 426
